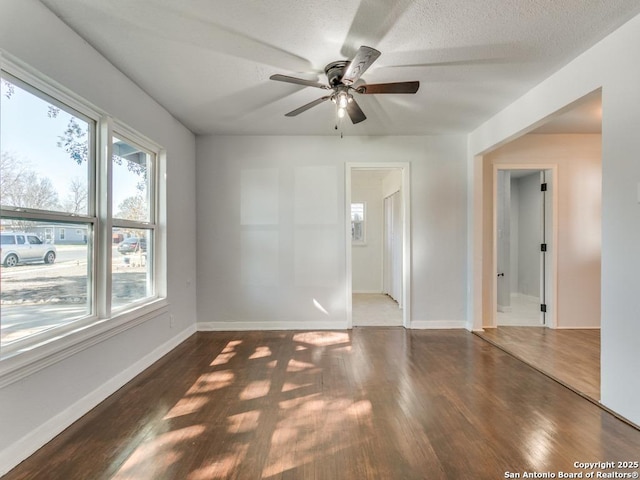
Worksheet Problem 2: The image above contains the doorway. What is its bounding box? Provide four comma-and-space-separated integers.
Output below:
475, 90, 602, 401
495, 169, 552, 327
346, 163, 411, 328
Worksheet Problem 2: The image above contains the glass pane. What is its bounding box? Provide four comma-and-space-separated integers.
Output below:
112, 137, 151, 222
112, 227, 153, 309
1, 76, 91, 215
1, 218, 91, 349
351, 203, 365, 242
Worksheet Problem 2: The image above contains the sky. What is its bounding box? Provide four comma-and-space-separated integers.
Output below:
1, 77, 140, 213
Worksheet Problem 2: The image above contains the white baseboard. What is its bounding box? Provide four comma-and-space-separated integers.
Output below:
352, 290, 383, 294
198, 321, 348, 331
410, 320, 466, 329
466, 322, 485, 332
199, 320, 467, 331
553, 326, 601, 330
0, 325, 196, 477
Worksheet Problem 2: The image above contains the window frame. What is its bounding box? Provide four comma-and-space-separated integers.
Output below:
0, 54, 167, 384
108, 127, 159, 314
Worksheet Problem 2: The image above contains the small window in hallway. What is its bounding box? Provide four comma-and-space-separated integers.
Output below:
351, 202, 365, 244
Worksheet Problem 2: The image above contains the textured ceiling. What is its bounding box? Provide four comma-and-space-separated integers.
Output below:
39, 0, 640, 136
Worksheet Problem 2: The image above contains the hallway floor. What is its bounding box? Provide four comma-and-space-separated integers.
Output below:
352, 293, 402, 326
497, 293, 543, 326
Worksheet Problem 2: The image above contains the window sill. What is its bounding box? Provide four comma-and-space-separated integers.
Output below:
0, 298, 169, 388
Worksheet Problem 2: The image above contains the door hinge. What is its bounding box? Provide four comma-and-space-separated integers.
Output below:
541, 243, 547, 252
541, 183, 548, 192
541, 304, 547, 313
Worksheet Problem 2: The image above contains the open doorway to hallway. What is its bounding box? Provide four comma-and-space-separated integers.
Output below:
346, 165, 410, 328
477, 89, 602, 401
496, 169, 550, 327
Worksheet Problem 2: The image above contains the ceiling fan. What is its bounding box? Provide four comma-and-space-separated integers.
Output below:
270, 46, 419, 124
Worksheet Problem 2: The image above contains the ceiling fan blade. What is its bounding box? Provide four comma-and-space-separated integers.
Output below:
346, 98, 367, 124
270, 74, 330, 90
342, 46, 381, 85
356, 81, 420, 94
285, 96, 331, 117
340, 0, 415, 59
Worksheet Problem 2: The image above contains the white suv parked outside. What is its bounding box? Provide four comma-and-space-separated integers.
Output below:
1, 232, 57, 267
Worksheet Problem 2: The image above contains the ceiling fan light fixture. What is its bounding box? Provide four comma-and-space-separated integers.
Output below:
270, 45, 419, 125
337, 91, 349, 109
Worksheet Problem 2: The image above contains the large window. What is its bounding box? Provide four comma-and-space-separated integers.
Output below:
0, 63, 164, 360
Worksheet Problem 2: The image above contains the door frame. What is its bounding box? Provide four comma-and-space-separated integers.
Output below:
346, 162, 411, 329
491, 164, 558, 328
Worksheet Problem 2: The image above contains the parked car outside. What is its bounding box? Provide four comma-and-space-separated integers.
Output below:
117, 237, 147, 255
1, 232, 57, 267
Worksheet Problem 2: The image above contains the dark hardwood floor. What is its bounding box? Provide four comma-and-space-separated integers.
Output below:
475, 327, 600, 400
5, 329, 640, 479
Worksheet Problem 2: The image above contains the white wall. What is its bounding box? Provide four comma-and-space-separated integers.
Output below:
0, 0, 197, 473
197, 135, 467, 330
382, 169, 402, 198
470, 12, 639, 424
351, 171, 384, 293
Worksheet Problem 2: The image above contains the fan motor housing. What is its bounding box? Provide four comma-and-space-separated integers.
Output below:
324, 60, 350, 86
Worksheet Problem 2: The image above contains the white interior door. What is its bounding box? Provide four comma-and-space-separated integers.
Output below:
383, 196, 392, 296
383, 191, 403, 307
391, 191, 403, 306
496, 170, 511, 311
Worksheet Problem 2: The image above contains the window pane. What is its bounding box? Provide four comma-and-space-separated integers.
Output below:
351, 203, 365, 242
1, 76, 91, 215
112, 137, 151, 222
351, 203, 364, 222
112, 227, 153, 309
1, 219, 91, 349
